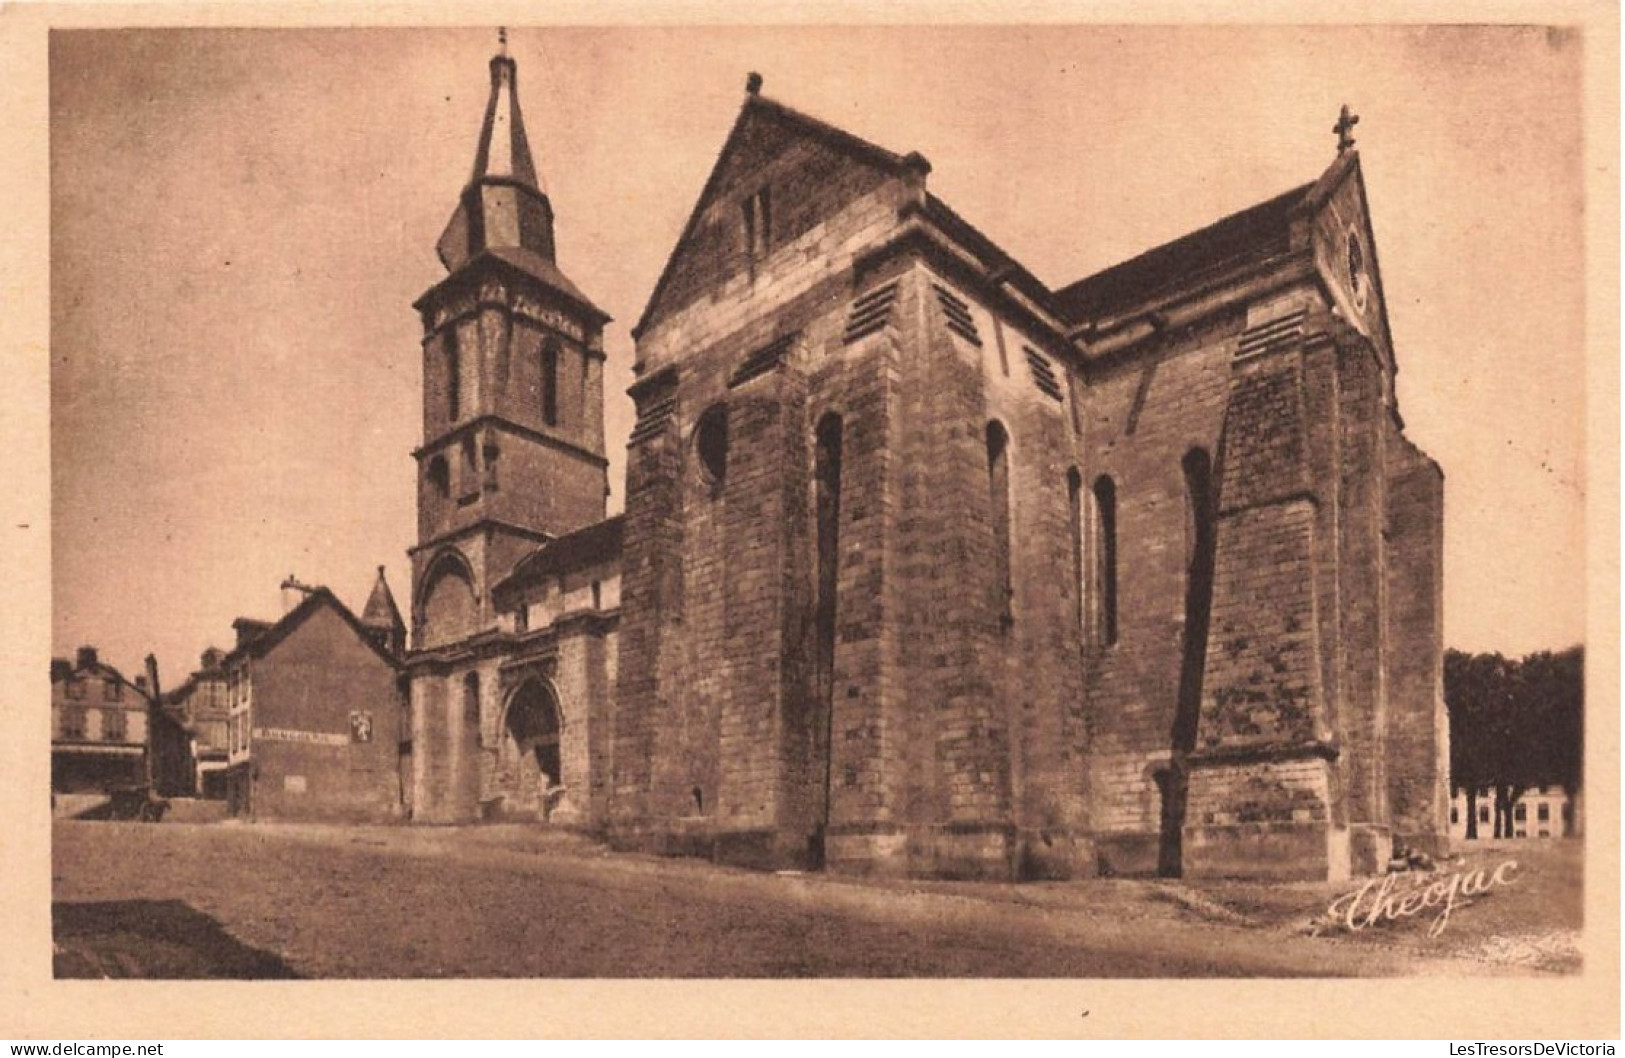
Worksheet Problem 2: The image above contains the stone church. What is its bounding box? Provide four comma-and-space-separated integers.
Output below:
401, 45, 1448, 882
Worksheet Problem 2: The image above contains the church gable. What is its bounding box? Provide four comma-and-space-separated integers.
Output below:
1303, 154, 1397, 370
634, 92, 909, 339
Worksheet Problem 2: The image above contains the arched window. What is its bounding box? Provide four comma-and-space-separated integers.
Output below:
695, 404, 728, 487
506, 680, 562, 788
445, 326, 461, 422
813, 414, 843, 704
483, 442, 500, 492
540, 342, 559, 427
1175, 447, 1216, 755
1093, 474, 1118, 645
427, 456, 450, 499
463, 672, 480, 725
987, 421, 1013, 629
461, 436, 477, 495
1067, 467, 1084, 632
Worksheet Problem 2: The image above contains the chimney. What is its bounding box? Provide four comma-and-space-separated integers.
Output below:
280, 574, 319, 615
75, 646, 98, 671
134, 675, 148, 693
50, 658, 71, 683
232, 618, 272, 650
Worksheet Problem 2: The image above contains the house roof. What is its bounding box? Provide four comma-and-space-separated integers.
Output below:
222, 587, 403, 672
51, 649, 152, 703
1053, 180, 1314, 326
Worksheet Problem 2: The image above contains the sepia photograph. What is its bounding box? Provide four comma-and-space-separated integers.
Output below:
7, 3, 1617, 1040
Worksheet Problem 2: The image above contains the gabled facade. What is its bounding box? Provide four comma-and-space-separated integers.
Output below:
51, 647, 153, 794
167, 646, 231, 798
219, 586, 405, 822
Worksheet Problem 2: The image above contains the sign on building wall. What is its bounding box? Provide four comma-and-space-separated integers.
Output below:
253, 727, 349, 747
349, 711, 373, 743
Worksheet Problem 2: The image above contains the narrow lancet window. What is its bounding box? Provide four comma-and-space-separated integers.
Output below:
987, 421, 1013, 629
446, 327, 461, 422
541, 342, 559, 427
1093, 474, 1118, 645
1067, 467, 1085, 633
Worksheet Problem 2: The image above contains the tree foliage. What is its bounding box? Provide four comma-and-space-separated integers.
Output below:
1443, 646, 1583, 839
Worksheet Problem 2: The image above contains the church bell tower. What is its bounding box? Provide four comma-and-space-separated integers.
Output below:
409, 33, 611, 651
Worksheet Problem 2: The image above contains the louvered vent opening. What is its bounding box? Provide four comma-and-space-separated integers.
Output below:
628, 397, 677, 445
1237, 309, 1308, 360
1023, 346, 1064, 401
843, 281, 900, 344
932, 284, 982, 346
730, 332, 799, 387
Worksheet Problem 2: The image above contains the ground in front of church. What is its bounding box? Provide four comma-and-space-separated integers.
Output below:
50, 817, 1582, 978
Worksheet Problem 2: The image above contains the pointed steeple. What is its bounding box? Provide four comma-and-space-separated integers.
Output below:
361, 565, 407, 657
437, 32, 556, 272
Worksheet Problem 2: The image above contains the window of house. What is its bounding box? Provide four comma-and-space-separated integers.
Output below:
515, 605, 529, 634
1479, 805, 1490, 824
1538, 803, 1550, 822
103, 679, 121, 701
60, 706, 86, 740
103, 708, 126, 742
1514, 803, 1527, 822
1450, 806, 1458, 825
65, 679, 85, 701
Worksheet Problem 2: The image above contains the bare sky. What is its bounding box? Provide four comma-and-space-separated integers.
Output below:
49, 24, 1588, 685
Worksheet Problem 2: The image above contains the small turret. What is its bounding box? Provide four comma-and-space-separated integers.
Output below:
361, 565, 407, 658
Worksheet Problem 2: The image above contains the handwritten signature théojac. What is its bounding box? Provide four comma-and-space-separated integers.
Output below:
1325, 860, 1519, 938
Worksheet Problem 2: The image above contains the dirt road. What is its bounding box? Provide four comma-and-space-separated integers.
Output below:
51, 820, 1570, 978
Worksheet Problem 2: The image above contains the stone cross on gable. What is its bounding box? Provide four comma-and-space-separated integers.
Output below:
498, 26, 508, 57
1334, 104, 1360, 154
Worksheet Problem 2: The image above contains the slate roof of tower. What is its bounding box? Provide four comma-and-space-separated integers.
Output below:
361, 566, 406, 633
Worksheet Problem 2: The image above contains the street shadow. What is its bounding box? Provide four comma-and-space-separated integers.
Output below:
53, 899, 301, 979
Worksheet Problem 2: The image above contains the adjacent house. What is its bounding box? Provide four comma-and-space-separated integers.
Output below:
51, 646, 152, 794
166, 647, 232, 799
220, 582, 408, 823
1449, 785, 1580, 841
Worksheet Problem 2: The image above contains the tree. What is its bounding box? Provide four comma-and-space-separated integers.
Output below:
1444, 645, 1584, 840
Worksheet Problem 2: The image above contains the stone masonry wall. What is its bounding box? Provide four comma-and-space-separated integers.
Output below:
1383, 421, 1449, 854
1077, 310, 1238, 874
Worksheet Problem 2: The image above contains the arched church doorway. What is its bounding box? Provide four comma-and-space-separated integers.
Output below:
504, 680, 563, 811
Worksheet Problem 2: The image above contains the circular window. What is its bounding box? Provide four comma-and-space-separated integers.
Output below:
694, 405, 728, 485
1346, 230, 1370, 312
